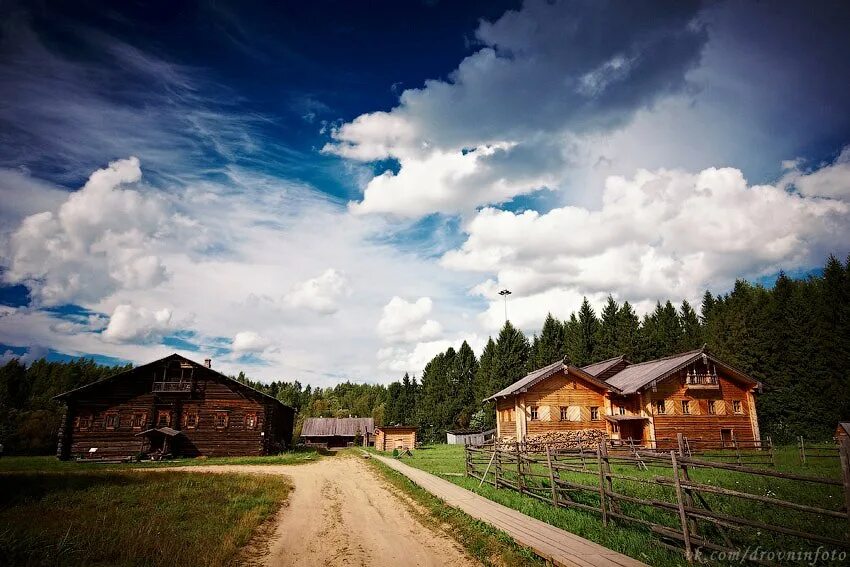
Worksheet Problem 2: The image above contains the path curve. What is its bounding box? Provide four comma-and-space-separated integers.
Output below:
160, 457, 478, 567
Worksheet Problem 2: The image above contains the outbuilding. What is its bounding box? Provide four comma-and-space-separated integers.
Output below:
374, 425, 416, 451
446, 428, 496, 445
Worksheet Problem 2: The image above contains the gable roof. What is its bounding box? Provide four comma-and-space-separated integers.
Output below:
301, 417, 375, 437
483, 359, 619, 402
53, 353, 294, 411
582, 355, 627, 378
603, 347, 759, 394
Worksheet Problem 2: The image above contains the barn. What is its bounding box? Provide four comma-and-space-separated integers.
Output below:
374, 425, 417, 451
300, 417, 375, 448
487, 346, 762, 448
54, 354, 295, 460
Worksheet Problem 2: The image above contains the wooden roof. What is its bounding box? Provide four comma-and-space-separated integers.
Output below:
301, 417, 375, 437
483, 359, 619, 402
487, 347, 759, 401
53, 353, 294, 411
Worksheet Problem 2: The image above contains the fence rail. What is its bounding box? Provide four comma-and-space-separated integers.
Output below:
465, 433, 850, 564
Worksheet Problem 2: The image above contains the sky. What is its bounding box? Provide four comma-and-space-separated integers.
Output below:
1, 0, 849, 385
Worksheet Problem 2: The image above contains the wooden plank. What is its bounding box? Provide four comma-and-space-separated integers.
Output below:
375, 455, 648, 567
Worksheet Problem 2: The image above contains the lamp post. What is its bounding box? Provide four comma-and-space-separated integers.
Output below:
498, 289, 512, 323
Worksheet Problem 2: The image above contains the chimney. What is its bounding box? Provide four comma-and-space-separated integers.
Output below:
204, 358, 211, 368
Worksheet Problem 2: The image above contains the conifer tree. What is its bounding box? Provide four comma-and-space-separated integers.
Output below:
574, 298, 599, 365
492, 321, 530, 393
616, 301, 641, 360
597, 296, 621, 359
678, 300, 702, 350
474, 337, 497, 428
532, 313, 566, 367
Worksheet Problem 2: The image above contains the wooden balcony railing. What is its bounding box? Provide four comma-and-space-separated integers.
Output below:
152, 381, 192, 393
685, 373, 719, 388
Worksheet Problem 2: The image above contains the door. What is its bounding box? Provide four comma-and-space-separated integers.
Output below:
620, 421, 644, 444
720, 428, 733, 446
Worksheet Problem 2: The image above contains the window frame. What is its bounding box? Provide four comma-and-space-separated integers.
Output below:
529, 406, 539, 421
245, 412, 257, 430
184, 411, 199, 429
214, 411, 229, 429
655, 400, 666, 415
104, 412, 119, 430
681, 400, 691, 415
559, 406, 568, 421
707, 400, 717, 415
732, 400, 743, 414
131, 412, 146, 430
78, 413, 92, 430
590, 406, 599, 421
156, 410, 172, 427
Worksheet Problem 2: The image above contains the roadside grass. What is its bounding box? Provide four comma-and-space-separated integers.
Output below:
396, 444, 847, 567
0, 469, 290, 566
366, 457, 546, 567
0, 448, 320, 472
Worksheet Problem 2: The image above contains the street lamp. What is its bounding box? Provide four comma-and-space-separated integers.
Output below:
498, 289, 512, 323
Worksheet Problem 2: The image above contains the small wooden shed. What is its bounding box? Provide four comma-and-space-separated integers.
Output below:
446, 428, 496, 446
375, 426, 416, 451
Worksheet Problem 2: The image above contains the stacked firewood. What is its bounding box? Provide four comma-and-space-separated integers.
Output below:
498, 429, 608, 450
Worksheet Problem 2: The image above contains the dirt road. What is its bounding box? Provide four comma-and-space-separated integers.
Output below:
166, 456, 478, 567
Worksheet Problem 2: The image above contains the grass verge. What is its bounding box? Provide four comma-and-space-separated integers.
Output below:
0, 470, 291, 566
0, 448, 320, 472
366, 456, 546, 567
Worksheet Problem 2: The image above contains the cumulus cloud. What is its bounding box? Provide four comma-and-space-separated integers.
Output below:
326, 0, 706, 216
444, 164, 850, 330
3, 157, 171, 305
377, 297, 443, 344
232, 331, 274, 354
285, 268, 351, 314
780, 146, 850, 200
102, 304, 172, 344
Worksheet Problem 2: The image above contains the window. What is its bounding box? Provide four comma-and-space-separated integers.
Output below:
156, 410, 172, 427
707, 400, 717, 415
560, 406, 568, 421
529, 406, 539, 421
590, 407, 599, 421
681, 400, 691, 415
732, 400, 743, 414
215, 412, 229, 429
184, 411, 198, 429
131, 412, 146, 429
617, 405, 626, 415
78, 413, 91, 430
656, 400, 666, 414
104, 413, 119, 430
245, 413, 257, 429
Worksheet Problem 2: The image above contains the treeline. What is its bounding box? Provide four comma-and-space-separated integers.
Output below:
1, 255, 848, 452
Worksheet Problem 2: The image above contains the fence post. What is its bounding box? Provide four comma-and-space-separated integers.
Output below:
465, 445, 470, 478
596, 441, 609, 526
839, 437, 850, 538
671, 450, 694, 563
767, 436, 775, 467
515, 441, 524, 494
799, 435, 807, 465
545, 444, 559, 507
494, 444, 501, 487
599, 441, 621, 513
677, 432, 686, 456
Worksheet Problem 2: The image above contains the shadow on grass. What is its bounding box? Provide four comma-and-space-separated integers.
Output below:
0, 472, 142, 507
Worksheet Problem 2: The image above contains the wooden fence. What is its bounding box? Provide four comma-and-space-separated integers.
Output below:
466, 434, 850, 565
798, 436, 840, 465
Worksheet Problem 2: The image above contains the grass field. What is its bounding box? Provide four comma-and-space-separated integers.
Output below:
0, 448, 321, 472
393, 444, 847, 567
0, 469, 290, 566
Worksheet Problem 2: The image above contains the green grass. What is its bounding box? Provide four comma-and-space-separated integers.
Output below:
0, 470, 291, 566
366, 457, 546, 567
0, 448, 321, 472
398, 445, 847, 567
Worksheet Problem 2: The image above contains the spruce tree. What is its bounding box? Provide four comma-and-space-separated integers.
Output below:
597, 296, 621, 359
533, 313, 566, 367
451, 341, 479, 428
475, 337, 497, 428
492, 321, 530, 393
678, 300, 702, 350
575, 297, 600, 365
616, 301, 641, 360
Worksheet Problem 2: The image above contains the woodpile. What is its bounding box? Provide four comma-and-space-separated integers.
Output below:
499, 429, 608, 450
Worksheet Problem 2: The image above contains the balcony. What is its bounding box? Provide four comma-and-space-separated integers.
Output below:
152, 381, 193, 394
685, 373, 719, 390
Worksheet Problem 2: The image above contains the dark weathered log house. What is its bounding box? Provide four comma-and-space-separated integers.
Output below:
54, 354, 295, 459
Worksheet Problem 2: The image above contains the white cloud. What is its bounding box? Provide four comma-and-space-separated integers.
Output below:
232, 331, 273, 354
325, 0, 706, 216
376, 333, 486, 375
102, 304, 172, 344
377, 297, 443, 344
285, 268, 351, 314
780, 146, 850, 200
445, 164, 850, 331
3, 157, 171, 306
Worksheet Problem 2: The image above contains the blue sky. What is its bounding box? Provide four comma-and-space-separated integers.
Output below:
1, 0, 849, 384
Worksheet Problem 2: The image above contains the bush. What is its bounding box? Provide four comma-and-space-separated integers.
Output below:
392, 448, 399, 457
